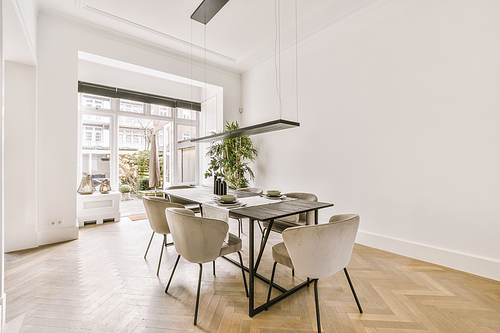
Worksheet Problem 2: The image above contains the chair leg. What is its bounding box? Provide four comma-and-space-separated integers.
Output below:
314, 279, 321, 333
156, 235, 166, 276
344, 268, 363, 313
266, 261, 278, 310
213, 261, 216, 276
164, 235, 174, 247
144, 231, 155, 259
237, 251, 248, 297
165, 254, 181, 293
194, 263, 203, 325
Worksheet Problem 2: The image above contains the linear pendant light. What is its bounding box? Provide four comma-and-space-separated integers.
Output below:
189, 0, 300, 143
190, 119, 299, 142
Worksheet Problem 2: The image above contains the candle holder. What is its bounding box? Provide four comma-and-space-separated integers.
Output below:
99, 179, 111, 194
77, 175, 96, 195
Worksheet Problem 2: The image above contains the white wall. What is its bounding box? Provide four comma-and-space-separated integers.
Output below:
78, 60, 203, 103
35, 13, 242, 246
4, 61, 37, 252
242, 0, 500, 281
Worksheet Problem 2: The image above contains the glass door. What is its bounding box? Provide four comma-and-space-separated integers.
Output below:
118, 116, 172, 193
80, 114, 114, 191
176, 108, 198, 184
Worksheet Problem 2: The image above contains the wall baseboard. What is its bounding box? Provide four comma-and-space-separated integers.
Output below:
356, 230, 500, 282
1, 293, 6, 328
37, 226, 78, 246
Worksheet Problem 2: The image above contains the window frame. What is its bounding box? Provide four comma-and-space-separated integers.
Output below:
78, 93, 199, 190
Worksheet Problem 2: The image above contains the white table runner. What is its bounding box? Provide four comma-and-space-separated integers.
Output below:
202, 195, 295, 228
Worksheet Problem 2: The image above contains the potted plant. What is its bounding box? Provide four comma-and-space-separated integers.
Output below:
119, 184, 132, 200
204, 121, 258, 189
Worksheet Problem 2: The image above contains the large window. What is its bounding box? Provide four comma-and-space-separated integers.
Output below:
118, 116, 172, 188
82, 94, 111, 109
120, 99, 144, 114
81, 115, 112, 189
79, 92, 199, 193
177, 116, 197, 183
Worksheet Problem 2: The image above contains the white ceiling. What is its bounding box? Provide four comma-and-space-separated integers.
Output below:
31, 0, 390, 72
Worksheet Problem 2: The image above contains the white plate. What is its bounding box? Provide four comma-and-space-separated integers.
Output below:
265, 194, 285, 199
218, 199, 238, 205
215, 202, 246, 208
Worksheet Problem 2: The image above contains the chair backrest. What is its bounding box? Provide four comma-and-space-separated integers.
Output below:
142, 197, 184, 235
164, 185, 196, 205
166, 208, 229, 264
281, 192, 318, 224
282, 214, 359, 279
237, 187, 264, 195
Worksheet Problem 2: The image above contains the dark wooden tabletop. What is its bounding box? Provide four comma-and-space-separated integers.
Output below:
229, 199, 333, 221
160, 186, 260, 203
161, 186, 333, 221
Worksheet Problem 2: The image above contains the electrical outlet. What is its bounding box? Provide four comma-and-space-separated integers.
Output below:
50, 219, 63, 227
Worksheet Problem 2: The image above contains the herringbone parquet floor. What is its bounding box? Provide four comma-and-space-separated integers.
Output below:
5, 218, 500, 332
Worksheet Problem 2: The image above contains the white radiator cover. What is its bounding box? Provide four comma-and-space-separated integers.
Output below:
77, 192, 121, 226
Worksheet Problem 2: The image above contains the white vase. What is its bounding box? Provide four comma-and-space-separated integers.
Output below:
122, 192, 131, 200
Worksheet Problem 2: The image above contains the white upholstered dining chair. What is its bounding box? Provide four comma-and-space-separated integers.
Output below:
164, 185, 201, 214
258, 192, 318, 275
266, 214, 363, 333
165, 207, 248, 325
262, 192, 318, 233
142, 197, 184, 276
229, 187, 264, 237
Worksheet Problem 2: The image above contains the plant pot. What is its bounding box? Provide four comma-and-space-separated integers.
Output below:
122, 192, 131, 200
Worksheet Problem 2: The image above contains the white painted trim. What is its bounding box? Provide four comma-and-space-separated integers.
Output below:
41, 11, 241, 79
0, 294, 5, 328
10, 0, 37, 66
0, 0, 5, 328
356, 230, 500, 282
37, 226, 79, 247
81, 4, 236, 64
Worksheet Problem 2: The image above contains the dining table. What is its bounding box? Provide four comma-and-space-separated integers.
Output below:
160, 186, 334, 317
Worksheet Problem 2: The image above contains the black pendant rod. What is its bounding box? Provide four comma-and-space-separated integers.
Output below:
191, 0, 230, 25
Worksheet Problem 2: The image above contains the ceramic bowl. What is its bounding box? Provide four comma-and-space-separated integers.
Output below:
267, 190, 281, 197
220, 194, 236, 202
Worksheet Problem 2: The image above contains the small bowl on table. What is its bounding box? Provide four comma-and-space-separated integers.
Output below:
267, 190, 281, 197
220, 194, 236, 203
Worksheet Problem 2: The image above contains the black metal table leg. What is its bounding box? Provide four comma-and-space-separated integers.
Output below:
249, 218, 255, 317
222, 255, 286, 293
254, 219, 274, 272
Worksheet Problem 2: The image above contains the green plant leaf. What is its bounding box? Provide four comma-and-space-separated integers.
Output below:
203, 121, 258, 189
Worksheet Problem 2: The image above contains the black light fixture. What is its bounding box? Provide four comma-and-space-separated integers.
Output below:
190, 119, 299, 143
191, 0, 230, 25
190, 0, 300, 143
